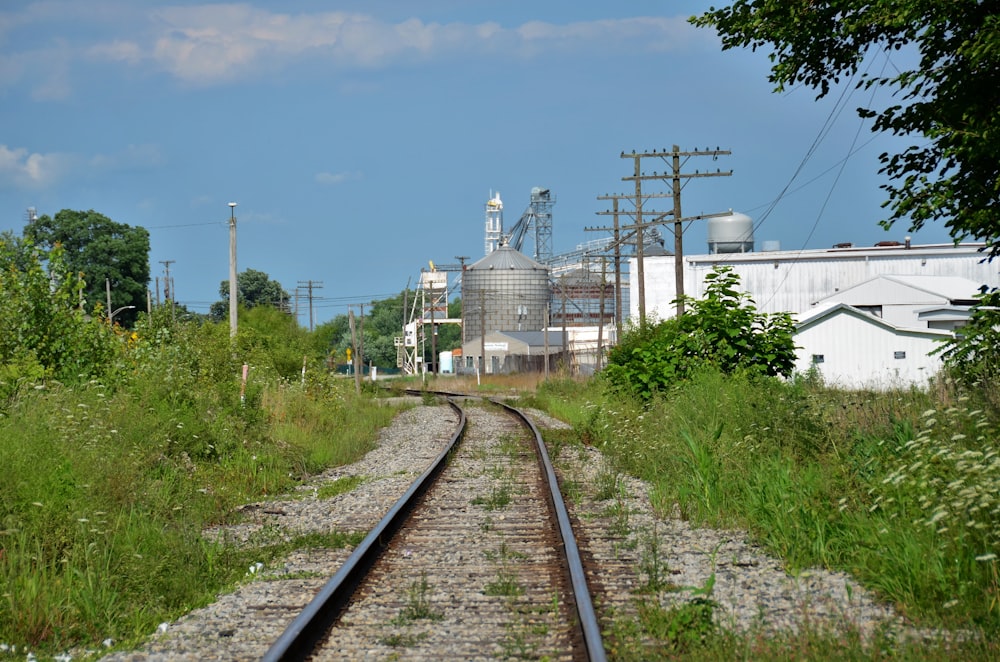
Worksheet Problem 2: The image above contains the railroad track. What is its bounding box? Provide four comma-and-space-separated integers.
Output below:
264, 395, 606, 661
100, 391, 912, 661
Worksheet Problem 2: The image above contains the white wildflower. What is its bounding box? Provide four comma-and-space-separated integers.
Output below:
928, 510, 948, 525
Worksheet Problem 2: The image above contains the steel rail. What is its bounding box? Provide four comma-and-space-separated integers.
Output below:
262, 399, 467, 662
492, 398, 608, 662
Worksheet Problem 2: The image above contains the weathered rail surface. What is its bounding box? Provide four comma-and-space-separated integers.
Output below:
265, 396, 605, 660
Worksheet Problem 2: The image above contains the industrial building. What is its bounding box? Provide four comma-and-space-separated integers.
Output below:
630, 210, 1000, 388
635, 240, 998, 321
401, 188, 627, 376
402, 183, 997, 387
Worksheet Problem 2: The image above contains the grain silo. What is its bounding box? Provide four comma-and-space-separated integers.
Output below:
462, 243, 550, 341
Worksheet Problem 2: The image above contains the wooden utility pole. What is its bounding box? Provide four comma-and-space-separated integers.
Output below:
349, 308, 360, 393
298, 280, 323, 331
159, 259, 175, 320
596, 257, 606, 371
591, 191, 671, 325
479, 290, 486, 376
621, 146, 732, 317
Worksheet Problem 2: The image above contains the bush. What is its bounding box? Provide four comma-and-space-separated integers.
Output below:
603, 267, 796, 399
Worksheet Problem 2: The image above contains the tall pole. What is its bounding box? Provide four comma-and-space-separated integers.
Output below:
672, 146, 686, 316
298, 280, 324, 331
612, 198, 623, 338
430, 286, 436, 374
228, 202, 238, 338
632, 154, 646, 323
621, 147, 732, 318
160, 259, 176, 320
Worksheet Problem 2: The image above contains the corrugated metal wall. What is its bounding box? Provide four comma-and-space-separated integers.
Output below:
635, 244, 1000, 319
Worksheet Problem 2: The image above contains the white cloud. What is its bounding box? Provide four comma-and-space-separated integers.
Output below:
0, 143, 163, 191
316, 170, 362, 186
2, 5, 710, 89
107, 7, 705, 84
0, 144, 72, 189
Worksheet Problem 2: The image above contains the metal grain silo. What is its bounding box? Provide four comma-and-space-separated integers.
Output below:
462, 244, 550, 340
707, 210, 754, 254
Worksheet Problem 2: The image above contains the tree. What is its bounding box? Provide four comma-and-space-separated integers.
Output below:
691, 2, 1000, 255
937, 287, 1000, 410
209, 268, 290, 321
0, 238, 116, 396
603, 267, 796, 400
23, 209, 150, 326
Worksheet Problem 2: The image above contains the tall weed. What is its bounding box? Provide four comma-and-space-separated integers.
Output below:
533, 366, 1000, 636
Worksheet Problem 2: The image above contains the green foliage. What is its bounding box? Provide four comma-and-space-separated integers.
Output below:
0, 238, 117, 395
535, 367, 1000, 636
691, 1, 1000, 257
0, 314, 398, 656
936, 288, 1000, 416
603, 267, 796, 399
873, 401, 1000, 609
210, 268, 291, 321
23, 209, 149, 326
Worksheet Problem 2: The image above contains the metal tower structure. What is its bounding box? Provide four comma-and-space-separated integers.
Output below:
484, 191, 503, 255
506, 187, 555, 264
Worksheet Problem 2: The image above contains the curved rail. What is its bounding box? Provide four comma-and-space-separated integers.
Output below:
262, 399, 467, 662
263, 391, 607, 660
491, 398, 607, 662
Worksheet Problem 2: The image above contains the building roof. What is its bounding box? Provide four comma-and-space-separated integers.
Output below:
795, 302, 952, 338
468, 244, 548, 272
492, 330, 565, 347
687, 242, 988, 266
814, 274, 983, 307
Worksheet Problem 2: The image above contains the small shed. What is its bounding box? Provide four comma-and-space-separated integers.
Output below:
794, 303, 952, 389
460, 330, 566, 375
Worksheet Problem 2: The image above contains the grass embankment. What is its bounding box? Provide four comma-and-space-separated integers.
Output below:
0, 372, 396, 658
528, 371, 1000, 660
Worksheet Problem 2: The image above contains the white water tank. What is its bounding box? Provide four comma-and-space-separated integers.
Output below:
707, 211, 754, 254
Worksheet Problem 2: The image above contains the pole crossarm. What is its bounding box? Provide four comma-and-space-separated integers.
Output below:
622, 170, 733, 182
618, 145, 733, 320
620, 148, 732, 159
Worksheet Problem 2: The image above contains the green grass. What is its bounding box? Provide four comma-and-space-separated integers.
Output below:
0, 370, 394, 658
532, 369, 1000, 659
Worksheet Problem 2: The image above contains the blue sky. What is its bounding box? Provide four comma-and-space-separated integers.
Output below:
0, 1, 952, 325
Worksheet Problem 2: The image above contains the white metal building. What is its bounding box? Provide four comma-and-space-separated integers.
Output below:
633, 242, 999, 320
629, 241, 997, 389
794, 303, 952, 390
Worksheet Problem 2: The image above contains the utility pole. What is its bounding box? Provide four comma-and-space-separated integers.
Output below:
297, 280, 324, 331
456, 255, 469, 345
597, 257, 607, 371
159, 259, 176, 320
620, 147, 732, 317
159, 260, 175, 301
591, 191, 672, 324
349, 308, 360, 393
228, 202, 238, 338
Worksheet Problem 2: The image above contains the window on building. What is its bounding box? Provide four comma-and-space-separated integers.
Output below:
812, 354, 825, 364
894, 351, 906, 359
